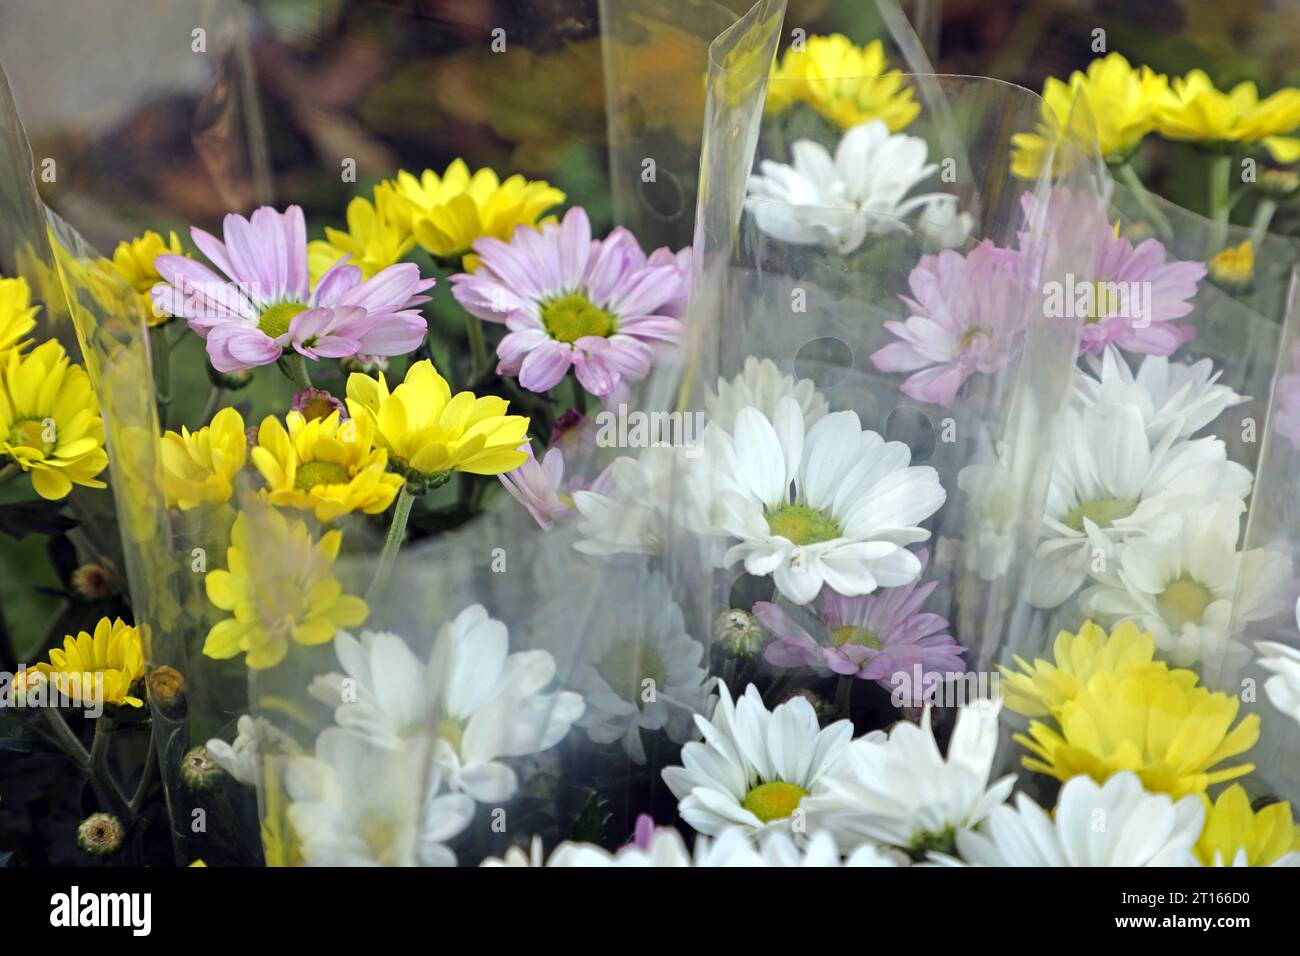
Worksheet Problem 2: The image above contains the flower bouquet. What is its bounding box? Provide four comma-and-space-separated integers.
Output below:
3, 0, 1300, 873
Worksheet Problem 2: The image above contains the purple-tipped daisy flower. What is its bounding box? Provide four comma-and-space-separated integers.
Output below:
449, 207, 688, 398
871, 240, 1028, 407
755, 549, 966, 692
152, 205, 434, 373
1017, 189, 1205, 358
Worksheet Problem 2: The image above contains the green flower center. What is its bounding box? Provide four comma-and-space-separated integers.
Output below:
830, 625, 880, 649
8, 418, 55, 456
596, 642, 666, 704
907, 825, 957, 862
541, 292, 616, 344
294, 460, 351, 491
258, 301, 309, 339
1157, 574, 1213, 630
742, 781, 809, 823
766, 504, 842, 546
1062, 496, 1137, 532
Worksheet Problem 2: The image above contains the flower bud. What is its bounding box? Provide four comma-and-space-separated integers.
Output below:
181, 745, 224, 792
146, 665, 186, 717
77, 813, 124, 856
70, 563, 114, 601
207, 361, 253, 391
713, 608, 764, 656
340, 354, 388, 376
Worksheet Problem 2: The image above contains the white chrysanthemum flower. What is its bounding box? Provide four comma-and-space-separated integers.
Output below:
1029, 401, 1252, 608
914, 194, 976, 252
285, 728, 473, 866
536, 570, 713, 764
745, 120, 963, 255
705, 356, 829, 433
308, 606, 583, 804
661, 683, 855, 840
206, 714, 296, 786
482, 827, 904, 867
1073, 345, 1248, 441
1256, 634, 1300, 726
806, 699, 1014, 856
952, 772, 1204, 867
1080, 499, 1290, 667
701, 397, 945, 604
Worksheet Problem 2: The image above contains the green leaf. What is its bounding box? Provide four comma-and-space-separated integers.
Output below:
569, 790, 610, 845
0, 501, 78, 539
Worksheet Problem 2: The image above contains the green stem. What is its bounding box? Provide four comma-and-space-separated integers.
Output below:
1250, 198, 1278, 248
89, 716, 131, 818
365, 485, 416, 606
199, 385, 224, 425
1208, 155, 1233, 245
150, 326, 172, 430
278, 353, 312, 391
835, 676, 853, 720
1117, 163, 1173, 239
129, 722, 158, 814
0, 461, 18, 488
465, 314, 489, 384
43, 708, 90, 768
568, 373, 587, 415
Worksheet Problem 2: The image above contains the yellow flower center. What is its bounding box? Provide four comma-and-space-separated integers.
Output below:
830, 625, 880, 649
360, 816, 401, 866
294, 460, 351, 490
766, 504, 841, 546
258, 301, 309, 339
596, 642, 666, 703
1157, 574, 1213, 630
742, 781, 809, 823
541, 292, 615, 343
440, 715, 464, 755
1062, 496, 1138, 532
8, 418, 55, 456
300, 397, 338, 422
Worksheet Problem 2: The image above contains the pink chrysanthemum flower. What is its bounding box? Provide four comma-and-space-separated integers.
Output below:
756, 549, 966, 691
152, 205, 434, 373
1017, 190, 1205, 358
870, 240, 1027, 407
497, 444, 573, 530
449, 207, 689, 397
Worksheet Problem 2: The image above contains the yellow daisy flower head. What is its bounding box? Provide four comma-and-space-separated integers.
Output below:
345, 359, 529, 491
1015, 667, 1260, 799
383, 160, 565, 269
0, 339, 109, 500
1197, 784, 1300, 867
101, 229, 186, 328
161, 406, 249, 510
307, 185, 415, 283
34, 617, 145, 709
1012, 53, 1170, 178
999, 619, 1183, 717
251, 409, 402, 522
203, 507, 368, 670
1157, 69, 1300, 162
0, 275, 38, 357
766, 35, 920, 132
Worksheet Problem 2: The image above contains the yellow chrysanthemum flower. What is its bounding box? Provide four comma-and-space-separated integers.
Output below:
1208, 238, 1254, 290
766, 35, 919, 132
161, 407, 248, 510
307, 186, 415, 283
34, 617, 145, 709
1157, 69, 1300, 162
999, 620, 1188, 717
345, 359, 529, 488
383, 160, 565, 269
0, 275, 38, 357
1196, 784, 1300, 867
0, 339, 109, 500
1015, 667, 1260, 798
99, 230, 185, 328
1012, 54, 1171, 178
203, 508, 368, 670
251, 409, 402, 522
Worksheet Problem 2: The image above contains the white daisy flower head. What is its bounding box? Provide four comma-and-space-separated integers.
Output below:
206, 714, 297, 786
745, 119, 962, 255
285, 728, 473, 867
805, 697, 1015, 857
1073, 345, 1248, 442
1029, 400, 1252, 608
661, 683, 856, 840
914, 194, 976, 252
1079, 498, 1290, 668
953, 771, 1204, 867
1256, 635, 1300, 727
705, 356, 830, 433
536, 570, 713, 764
702, 396, 946, 605
307, 606, 583, 805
